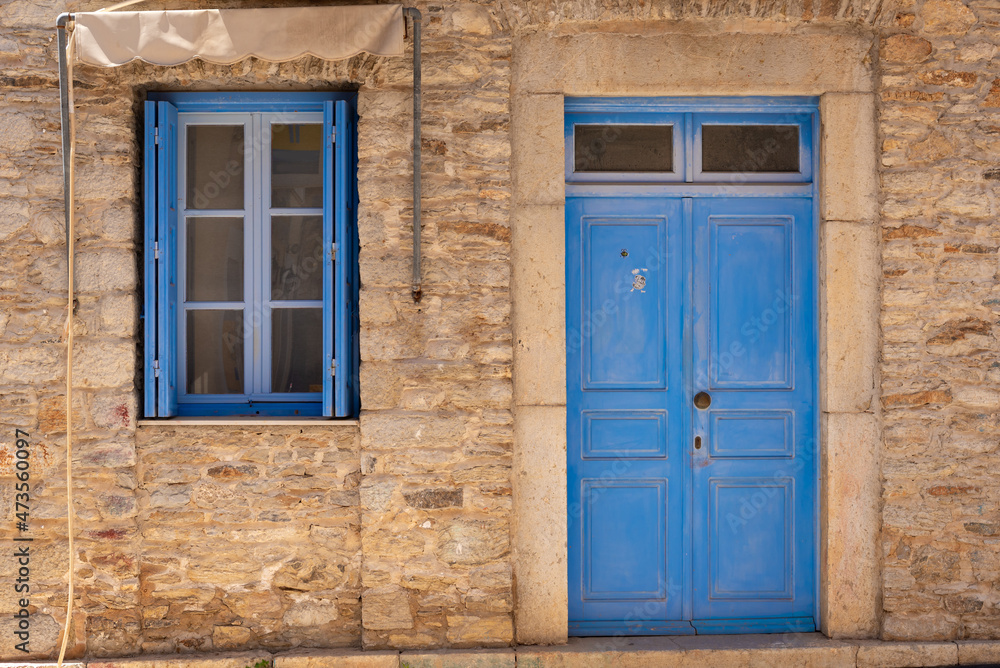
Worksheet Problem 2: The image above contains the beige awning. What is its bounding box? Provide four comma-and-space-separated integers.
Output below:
71, 4, 405, 67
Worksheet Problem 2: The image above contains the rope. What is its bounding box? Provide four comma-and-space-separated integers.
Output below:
57, 34, 76, 668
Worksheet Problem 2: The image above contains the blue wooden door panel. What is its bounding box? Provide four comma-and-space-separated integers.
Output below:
691, 196, 816, 624
567, 197, 687, 632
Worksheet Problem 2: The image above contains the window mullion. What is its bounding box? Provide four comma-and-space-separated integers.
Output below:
251, 112, 266, 398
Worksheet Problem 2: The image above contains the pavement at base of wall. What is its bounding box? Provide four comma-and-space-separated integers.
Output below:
10, 634, 1000, 668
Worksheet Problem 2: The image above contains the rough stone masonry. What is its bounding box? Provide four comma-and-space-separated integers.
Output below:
0, 0, 996, 658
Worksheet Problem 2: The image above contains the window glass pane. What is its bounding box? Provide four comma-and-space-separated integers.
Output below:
272, 215, 323, 301
187, 310, 244, 394
271, 123, 323, 208
186, 125, 245, 210
186, 217, 244, 302
701, 125, 800, 173
574, 125, 673, 172
272, 308, 323, 393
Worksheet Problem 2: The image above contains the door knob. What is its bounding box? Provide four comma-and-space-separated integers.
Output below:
693, 391, 711, 409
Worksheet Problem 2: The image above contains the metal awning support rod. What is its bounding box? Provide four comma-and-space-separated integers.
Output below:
57, 13, 72, 253
55, 12, 77, 668
404, 7, 422, 302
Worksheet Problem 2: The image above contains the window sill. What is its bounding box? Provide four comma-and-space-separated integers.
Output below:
137, 417, 359, 427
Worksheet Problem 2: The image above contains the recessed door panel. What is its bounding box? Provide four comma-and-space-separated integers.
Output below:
583, 410, 668, 459
583, 480, 668, 599
710, 217, 792, 389
709, 478, 793, 599
583, 217, 667, 389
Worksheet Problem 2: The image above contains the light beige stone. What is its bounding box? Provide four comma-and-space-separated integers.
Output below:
363, 586, 414, 631
511, 94, 564, 207
821, 93, 878, 222
957, 640, 1000, 665
822, 221, 880, 413
512, 204, 566, 406
856, 640, 958, 667
401, 648, 515, 667
512, 405, 568, 645
275, 649, 400, 668
821, 412, 882, 638
514, 28, 876, 96
89, 652, 273, 668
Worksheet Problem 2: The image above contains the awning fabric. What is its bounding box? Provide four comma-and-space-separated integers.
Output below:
71, 4, 405, 67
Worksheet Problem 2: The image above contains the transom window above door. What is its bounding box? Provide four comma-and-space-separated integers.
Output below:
565, 97, 816, 183
143, 92, 359, 419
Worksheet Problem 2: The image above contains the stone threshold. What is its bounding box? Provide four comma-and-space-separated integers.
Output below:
9, 635, 1000, 668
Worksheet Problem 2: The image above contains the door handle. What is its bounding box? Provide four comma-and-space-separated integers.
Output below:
693, 391, 711, 409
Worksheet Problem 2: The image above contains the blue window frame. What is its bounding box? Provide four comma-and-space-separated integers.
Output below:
565, 97, 816, 184
143, 92, 359, 418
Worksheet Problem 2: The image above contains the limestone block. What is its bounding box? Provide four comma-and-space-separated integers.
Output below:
918, 0, 977, 34
75, 249, 138, 293
957, 640, 1000, 665
514, 30, 875, 96
511, 94, 564, 207
512, 204, 566, 406
822, 412, 881, 638
72, 340, 134, 389
512, 405, 568, 645
0, 110, 37, 152
821, 93, 878, 223
89, 652, 272, 668
882, 35, 932, 63
856, 641, 958, 667
401, 648, 514, 667
821, 221, 880, 413
275, 649, 399, 668
363, 586, 414, 631
444, 615, 514, 646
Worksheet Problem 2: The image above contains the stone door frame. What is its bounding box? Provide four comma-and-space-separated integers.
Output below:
510, 22, 882, 644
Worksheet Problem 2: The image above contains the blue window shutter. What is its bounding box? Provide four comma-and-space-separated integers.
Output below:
155, 101, 179, 417
334, 100, 354, 417
322, 100, 355, 418
322, 101, 336, 417
142, 101, 157, 418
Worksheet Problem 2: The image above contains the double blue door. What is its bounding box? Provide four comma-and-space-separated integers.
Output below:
567, 195, 817, 635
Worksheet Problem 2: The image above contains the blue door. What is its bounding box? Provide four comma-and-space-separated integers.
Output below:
567, 194, 817, 635
566, 197, 689, 635
566, 97, 819, 636
689, 196, 817, 633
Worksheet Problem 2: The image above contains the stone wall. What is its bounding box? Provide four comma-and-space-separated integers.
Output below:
878, 0, 1000, 642
0, 0, 996, 658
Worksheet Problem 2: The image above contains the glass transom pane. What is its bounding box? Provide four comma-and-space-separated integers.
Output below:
186, 125, 245, 210
701, 125, 800, 173
187, 310, 244, 394
272, 215, 323, 301
272, 308, 323, 393
186, 217, 244, 302
271, 123, 323, 208
575, 125, 674, 173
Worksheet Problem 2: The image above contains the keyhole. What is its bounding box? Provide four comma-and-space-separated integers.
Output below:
620, 249, 629, 257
